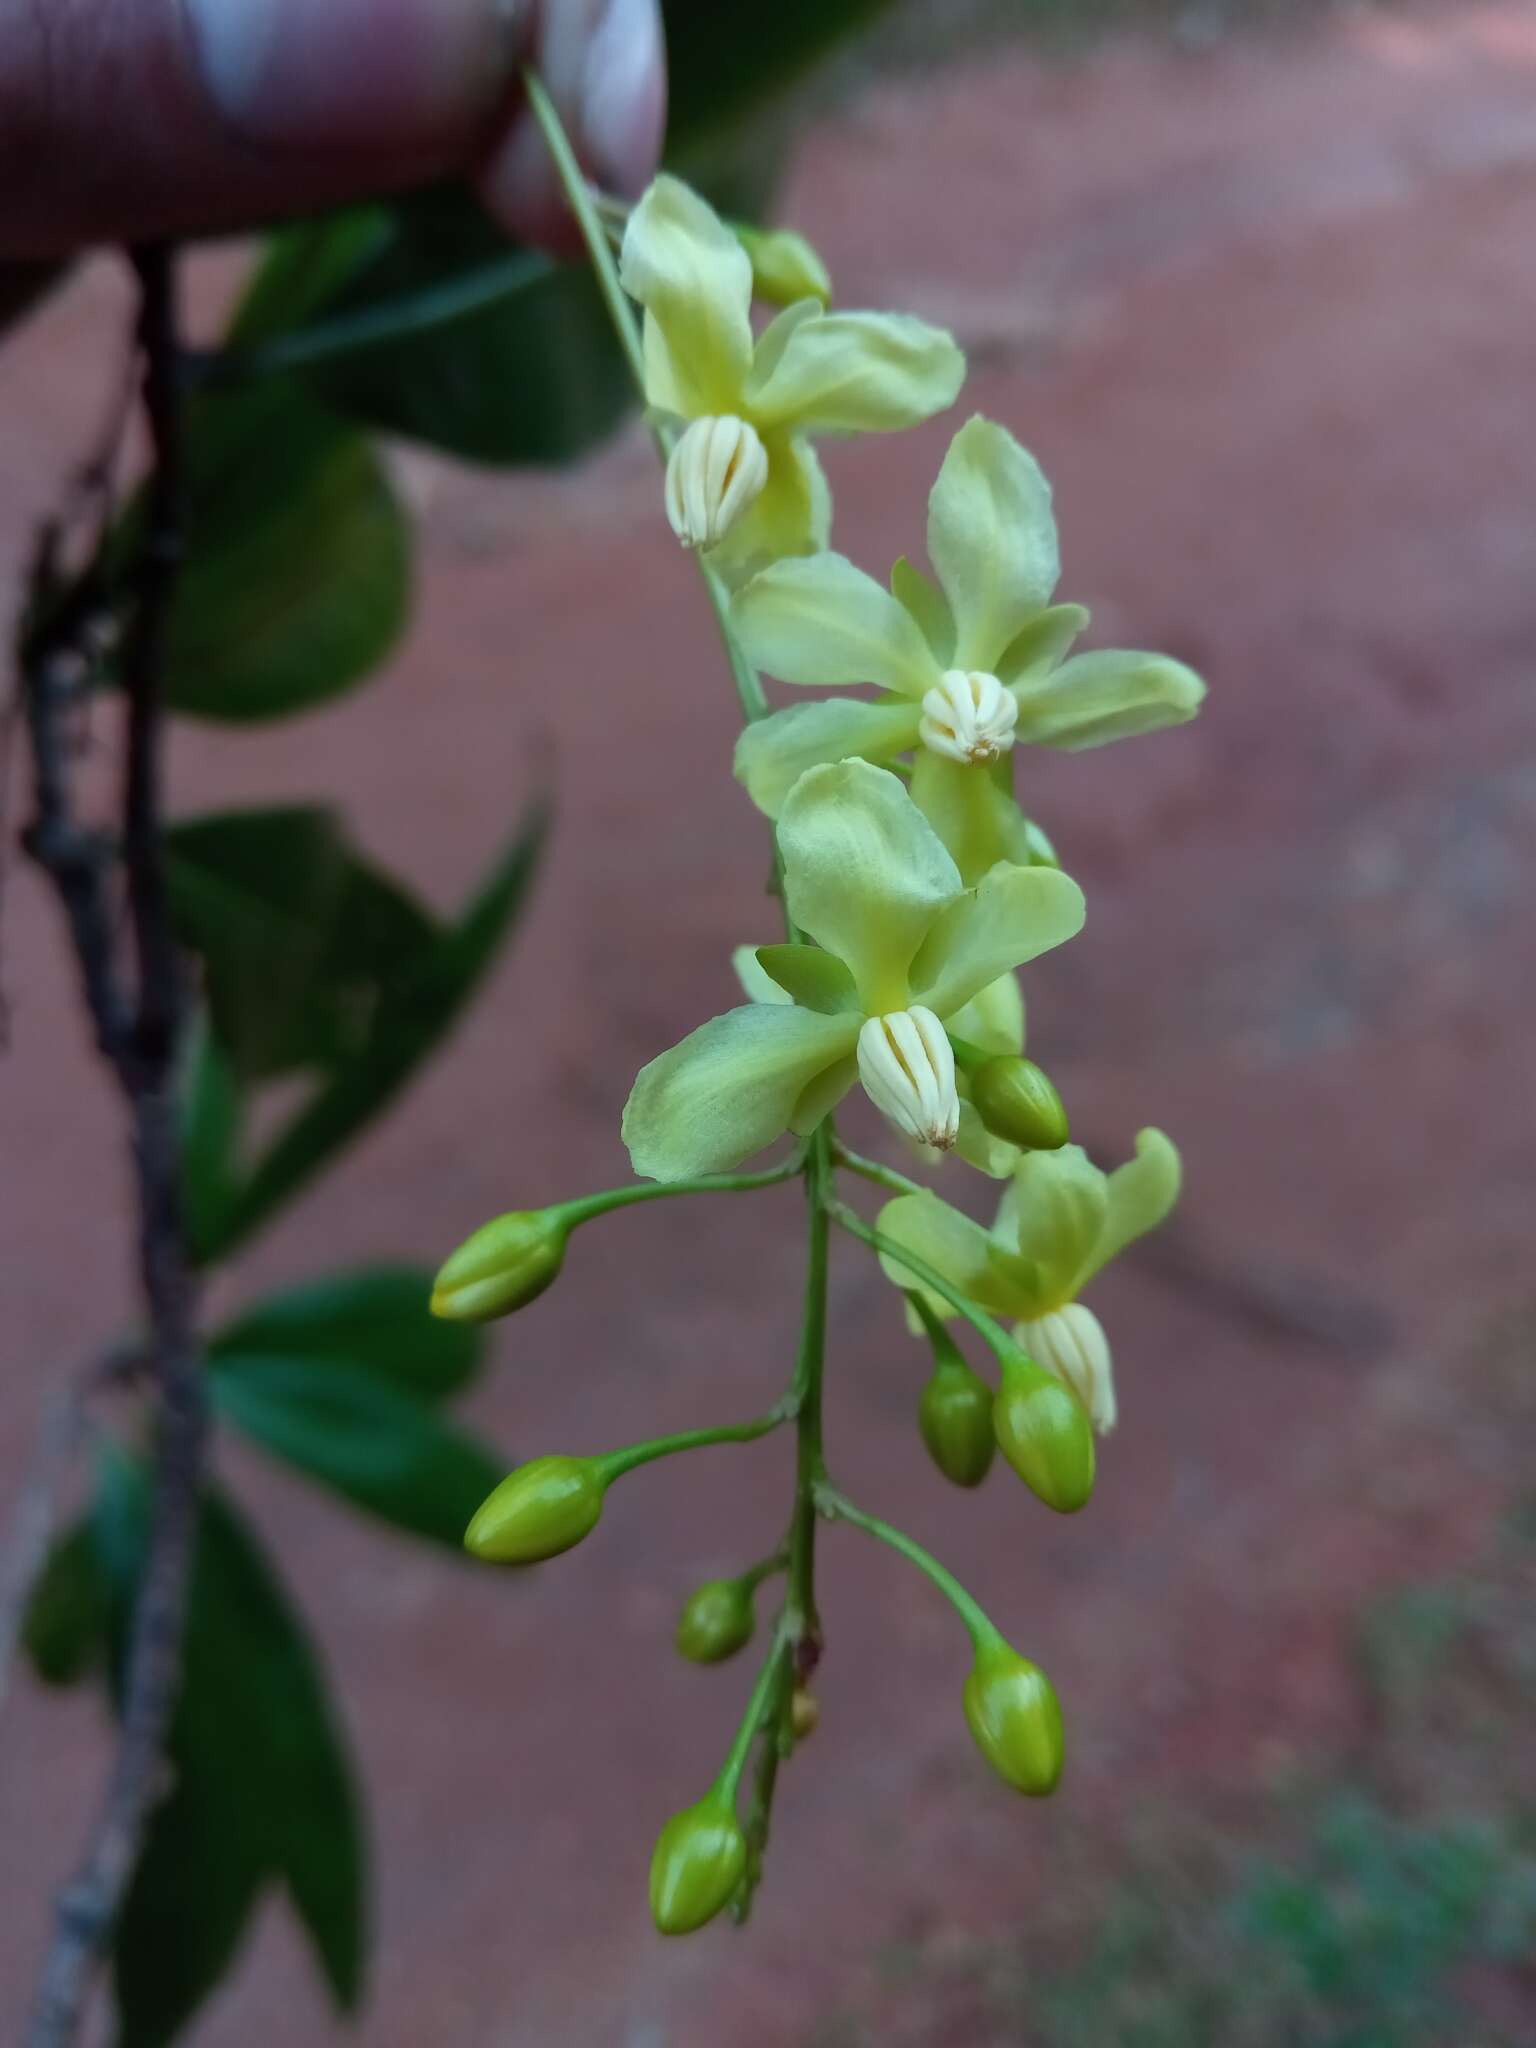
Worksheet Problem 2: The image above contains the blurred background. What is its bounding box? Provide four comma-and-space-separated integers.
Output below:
4, 0, 1536, 2041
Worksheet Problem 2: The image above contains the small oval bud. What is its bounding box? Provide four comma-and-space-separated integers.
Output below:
1018, 1303, 1116, 1434
676, 1578, 756, 1664
735, 223, 832, 308
649, 1794, 748, 1935
664, 415, 769, 549
919, 1362, 996, 1489
857, 1007, 960, 1150
969, 1057, 1070, 1151
919, 669, 1019, 764
790, 1686, 820, 1741
430, 1209, 566, 1323
464, 1455, 605, 1564
963, 1638, 1065, 1796
993, 1355, 1095, 1513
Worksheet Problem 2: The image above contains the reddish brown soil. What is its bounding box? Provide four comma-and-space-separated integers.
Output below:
4, 4, 1536, 2041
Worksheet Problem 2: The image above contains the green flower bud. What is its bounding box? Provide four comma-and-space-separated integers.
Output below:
430, 1208, 567, 1322
969, 1057, 1070, 1151
963, 1637, 1065, 1796
734, 224, 832, 308
918, 1362, 996, 1489
993, 1354, 1095, 1513
464, 1455, 604, 1564
649, 1794, 748, 1935
676, 1578, 756, 1664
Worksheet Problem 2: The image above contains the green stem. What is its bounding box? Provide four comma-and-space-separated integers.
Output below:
599, 1406, 792, 1483
814, 1485, 995, 1650
715, 1635, 792, 1802
739, 1544, 791, 1594
559, 1153, 802, 1229
831, 1142, 930, 1200
783, 1126, 832, 1656
827, 1199, 1019, 1369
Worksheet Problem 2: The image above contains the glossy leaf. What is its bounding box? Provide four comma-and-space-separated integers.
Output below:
210, 1266, 483, 1403
213, 1357, 503, 1548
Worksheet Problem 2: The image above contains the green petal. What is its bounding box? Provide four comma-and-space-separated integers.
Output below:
745, 308, 964, 434
910, 863, 1084, 1020
891, 555, 956, 667
927, 416, 1060, 671
790, 1052, 858, 1135
909, 748, 1041, 887
1012, 651, 1206, 750
754, 944, 860, 1013
948, 970, 1025, 1056
997, 1146, 1109, 1312
778, 760, 960, 1016
620, 176, 752, 416
733, 944, 791, 1005
732, 552, 937, 695
955, 1100, 1019, 1179
995, 603, 1090, 685
622, 1004, 857, 1181
734, 696, 921, 817
1083, 1128, 1181, 1282
712, 434, 829, 581
876, 1192, 1024, 1319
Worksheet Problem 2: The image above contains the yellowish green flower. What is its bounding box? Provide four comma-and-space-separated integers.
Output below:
876, 1131, 1181, 1431
619, 177, 964, 575
622, 761, 1084, 1181
733, 415, 1206, 878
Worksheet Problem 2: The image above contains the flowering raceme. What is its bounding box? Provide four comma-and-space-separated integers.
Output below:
619, 178, 964, 575
621, 760, 1084, 1181
733, 415, 1206, 878
876, 1131, 1182, 1432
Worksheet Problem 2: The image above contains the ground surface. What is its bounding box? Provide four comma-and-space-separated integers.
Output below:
3, 3, 1536, 2042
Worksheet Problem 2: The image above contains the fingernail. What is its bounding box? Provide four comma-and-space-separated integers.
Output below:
182, 0, 522, 149
580, 0, 666, 196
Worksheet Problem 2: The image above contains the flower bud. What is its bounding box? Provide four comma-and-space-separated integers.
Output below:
919, 669, 1019, 764
649, 1794, 748, 1935
1017, 1303, 1116, 1434
676, 1578, 756, 1664
664, 415, 769, 550
735, 224, 832, 308
430, 1209, 566, 1322
918, 1362, 996, 1489
963, 1637, 1065, 1796
969, 1057, 1069, 1151
992, 1354, 1095, 1513
857, 1007, 960, 1150
791, 1686, 820, 1741
464, 1455, 605, 1564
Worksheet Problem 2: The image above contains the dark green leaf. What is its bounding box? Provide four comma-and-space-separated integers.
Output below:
228, 207, 393, 349
21, 1520, 111, 1687
210, 1265, 483, 1402
166, 806, 438, 1082
160, 378, 410, 722
214, 1358, 502, 1548
201, 798, 548, 1260
662, 0, 901, 145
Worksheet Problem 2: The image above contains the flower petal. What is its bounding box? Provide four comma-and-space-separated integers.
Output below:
909, 749, 1042, 887
891, 555, 956, 667
619, 176, 753, 416
910, 863, 1085, 1021
948, 970, 1026, 1056
876, 1192, 1025, 1319
733, 944, 792, 1005
790, 1053, 858, 1135
713, 434, 829, 580
732, 552, 937, 695
778, 760, 961, 1015
955, 1101, 1019, 1179
1012, 651, 1206, 750
1005, 1146, 1110, 1309
734, 697, 921, 817
927, 417, 1060, 671
622, 1004, 858, 1181
745, 308, 964, 434
754, 944, 860, 1013
995, 603, 1090, 686
1083, 1129, 1181, 1282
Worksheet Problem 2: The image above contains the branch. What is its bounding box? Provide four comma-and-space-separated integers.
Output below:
18, 243, 209, 2048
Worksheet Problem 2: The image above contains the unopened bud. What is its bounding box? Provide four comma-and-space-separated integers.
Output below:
992, 1353, 1095, 1513
969, 1057, 1070, 1151
919, 1361, 996, 1489
430, 1209, 566, 1322
649, 1794, 748, 1935
919, 670, 1019, 764
790, 1686, 820, 1741
1018, 1303, 1116, 1434
664, 415, 769, 549
464, 1455, 605, 1564
857, 1007, 960, 1150
735, 224, 832, 308
963, 1637, 1064, 1796
676, 1578, 756, 1665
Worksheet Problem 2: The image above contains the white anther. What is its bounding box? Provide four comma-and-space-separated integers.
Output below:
663, 415, 769, 550
1015, 1304, 1117, 1434
919, 669, 1019, 764
856, 1007, 960, 1150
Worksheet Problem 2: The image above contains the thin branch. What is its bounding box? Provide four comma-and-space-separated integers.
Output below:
0, 1384, 88, 1717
